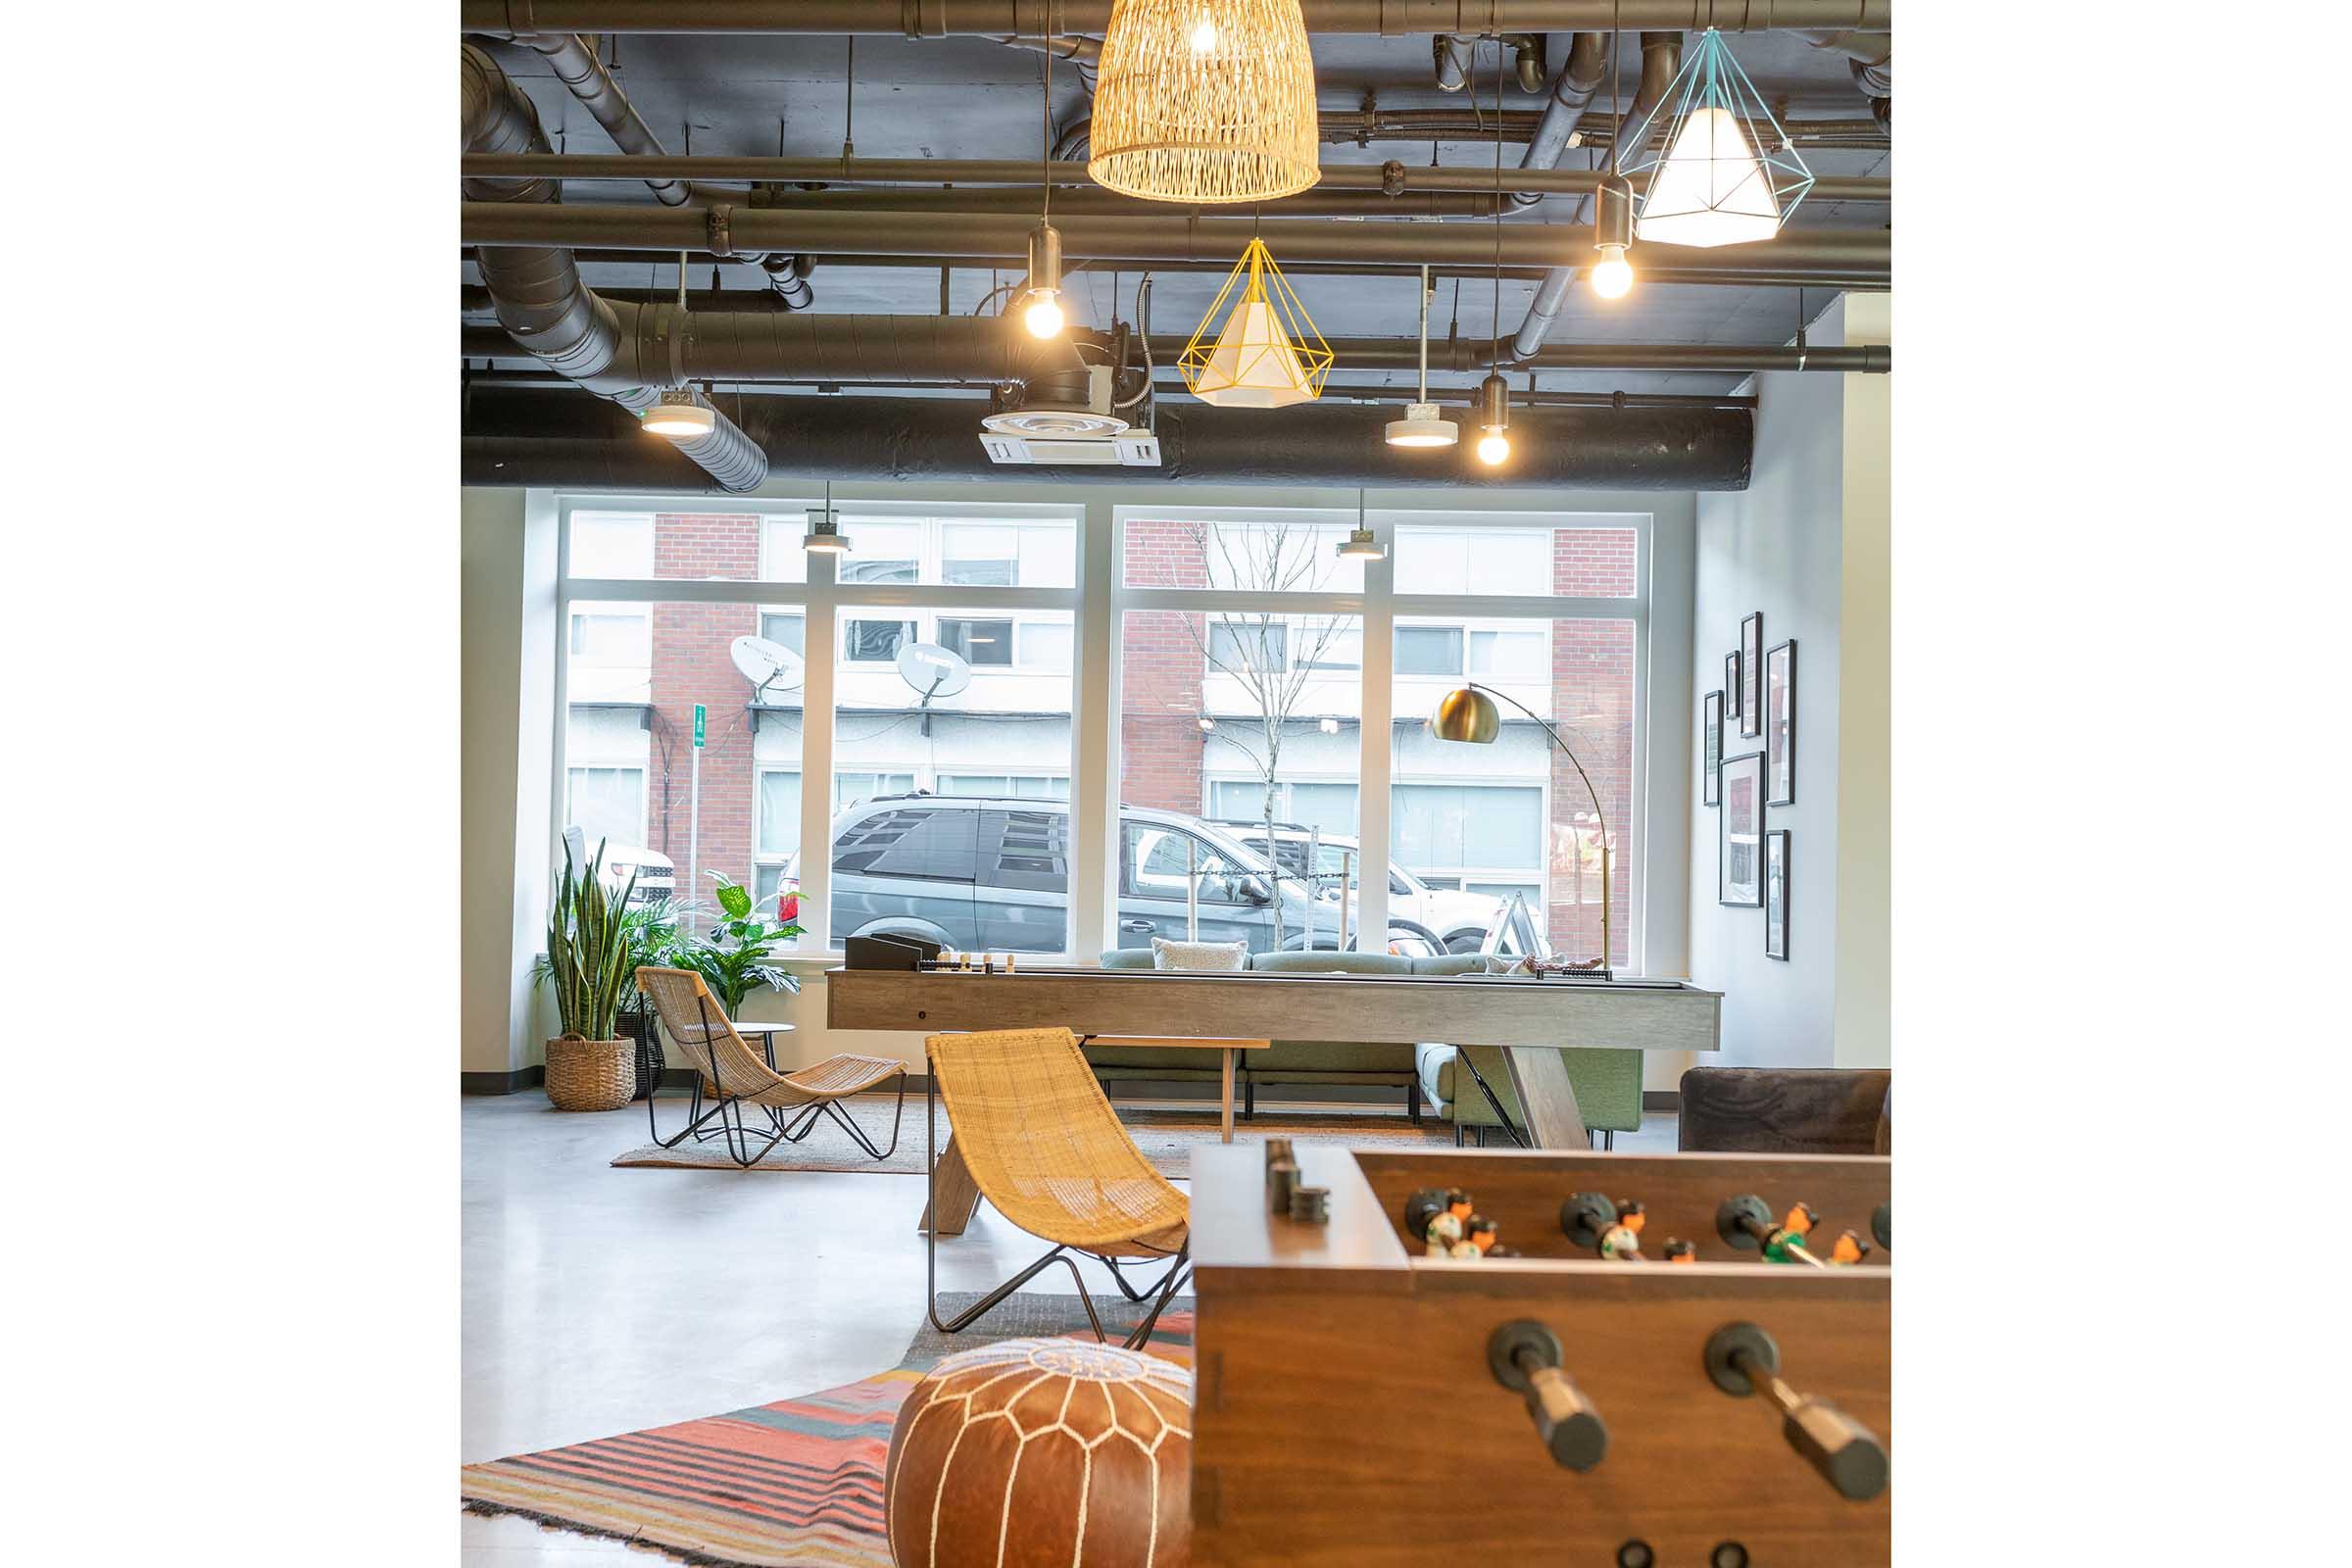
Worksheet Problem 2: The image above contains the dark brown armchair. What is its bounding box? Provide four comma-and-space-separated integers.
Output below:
1678, 1067, 1891, 1155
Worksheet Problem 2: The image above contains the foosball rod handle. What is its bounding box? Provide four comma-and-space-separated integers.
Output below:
1488, 1320, 1608, 1472
1703, 1322, 1888, 1502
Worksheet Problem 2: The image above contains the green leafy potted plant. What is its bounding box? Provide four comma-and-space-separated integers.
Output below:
539, 837, 639, 1111
680, 872, 803, 1013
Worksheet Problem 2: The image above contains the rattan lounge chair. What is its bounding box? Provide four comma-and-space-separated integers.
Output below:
924, 1027, 1192, 1348
635, 966, 907, 1167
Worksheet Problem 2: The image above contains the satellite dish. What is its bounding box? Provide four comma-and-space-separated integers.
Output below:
896, 642, 972, 701
729, 634, 806, 697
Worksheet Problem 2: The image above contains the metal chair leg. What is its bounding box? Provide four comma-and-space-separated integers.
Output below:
1123, 1247, 1191, 1350
817, 1071, 909, 1161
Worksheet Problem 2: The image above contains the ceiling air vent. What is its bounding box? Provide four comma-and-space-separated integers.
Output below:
980, 431, 1163, 466
977, 365, 1158, 466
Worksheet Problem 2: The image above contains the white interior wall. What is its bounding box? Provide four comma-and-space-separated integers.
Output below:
1689, 293, 1891, 1069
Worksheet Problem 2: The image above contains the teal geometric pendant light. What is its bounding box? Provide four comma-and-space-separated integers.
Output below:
1618, 29, 1814, 248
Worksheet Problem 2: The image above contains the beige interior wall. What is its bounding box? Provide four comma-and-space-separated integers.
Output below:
1832, 293, 1893, 1069
461, 488, 558, 1076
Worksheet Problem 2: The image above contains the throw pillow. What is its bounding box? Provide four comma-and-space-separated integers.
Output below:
1152, 937, 1248, 971
1483, 953, 1533, 975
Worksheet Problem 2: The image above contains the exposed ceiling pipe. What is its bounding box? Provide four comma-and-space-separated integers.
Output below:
1511, 29, 1679, 362
456, 305, 1888, 379
1513, 30, 1609, 210
994, 33, 1102, 63
462, 203, 1891, 281
745, 186, 1509, 220
461, 42, 766, 490
483, 29, 815, 308
458, 152, 1889, 202
1436, 33, 1544, 92
999, 110, 1884, 162
467, 368, 1756, 410
1797, 28, 1890, 96
453, 3, 1892, 36
461, 388, 1755, 490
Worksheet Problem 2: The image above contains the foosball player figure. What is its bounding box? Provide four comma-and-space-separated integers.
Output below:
1467, 1216, 1501, 1255
1763, 1201, 1819, 1264
1829, 1228, 1871, 1266
1425, 1209, 1465, 1258
1446, 1189, 1475, 1225
1662, 1239, 1697, 1264
1597, 1199, 1646, 1260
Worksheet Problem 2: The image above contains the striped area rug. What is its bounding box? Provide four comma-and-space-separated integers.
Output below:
462, 1295, 1195, 1568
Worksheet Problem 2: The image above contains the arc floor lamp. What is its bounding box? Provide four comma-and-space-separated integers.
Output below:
1429, 684, 1611, 980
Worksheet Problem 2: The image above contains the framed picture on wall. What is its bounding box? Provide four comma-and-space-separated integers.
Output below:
1739, 612, 1764, 737
1765, 640, 1796, 806
1702, 691, 1724, 807
1764, 830, 1790, 958
1724, 652, 1741, 725
1719, 753, 1765, 907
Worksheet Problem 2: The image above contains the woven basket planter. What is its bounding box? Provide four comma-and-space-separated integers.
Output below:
546, 1033, 635, 1112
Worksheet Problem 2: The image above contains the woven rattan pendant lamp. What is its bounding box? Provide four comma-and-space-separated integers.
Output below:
1088, 0, 1322, 204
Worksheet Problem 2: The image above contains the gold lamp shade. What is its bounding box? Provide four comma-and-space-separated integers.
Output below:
1088, 0, 1323, 205
1180, 237, 1334, 407
1429, 686, 1500, 744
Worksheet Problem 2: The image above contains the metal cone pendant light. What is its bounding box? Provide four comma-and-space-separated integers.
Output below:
1089, 0, 1322, 204
1180, 237, 1333, 408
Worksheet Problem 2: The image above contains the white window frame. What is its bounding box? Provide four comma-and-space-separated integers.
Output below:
1114, 503, 1649, 970
549, 491, 1651, 971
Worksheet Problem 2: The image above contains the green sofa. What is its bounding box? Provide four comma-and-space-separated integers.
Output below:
1091, 948, 1643, 1141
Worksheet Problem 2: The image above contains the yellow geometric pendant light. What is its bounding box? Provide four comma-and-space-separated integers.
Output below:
1088, 0, 1323, 204
1179, 237, 1333, 407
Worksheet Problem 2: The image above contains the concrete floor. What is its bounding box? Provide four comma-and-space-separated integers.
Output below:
461, 1090, 1678, 1564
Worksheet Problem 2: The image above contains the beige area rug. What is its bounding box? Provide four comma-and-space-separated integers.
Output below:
610, 1094, 1452, 1176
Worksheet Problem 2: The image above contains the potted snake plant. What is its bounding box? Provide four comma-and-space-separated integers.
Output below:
538, 837, 639, 1111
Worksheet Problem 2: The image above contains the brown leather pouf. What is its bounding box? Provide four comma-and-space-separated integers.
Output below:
884, 1338, 1193, 1568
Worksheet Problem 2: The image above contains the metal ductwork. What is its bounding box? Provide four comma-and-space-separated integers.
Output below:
455, 3, 1892, 37
463, 389, 1753, 491
1512, 30, 1680, 361
1798, 29, 1890, 96
1512, 30, 1609, 210
482, 28, 815, 307
462, 43, 767, 491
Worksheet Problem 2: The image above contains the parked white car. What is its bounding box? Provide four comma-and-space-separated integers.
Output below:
1222, 825, 1511, 954
563, 827, 676, 907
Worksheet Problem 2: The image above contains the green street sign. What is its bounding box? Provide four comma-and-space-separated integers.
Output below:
693, 704, 707, 748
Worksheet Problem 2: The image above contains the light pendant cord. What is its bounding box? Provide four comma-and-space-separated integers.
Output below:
1491, 34, 1503, 356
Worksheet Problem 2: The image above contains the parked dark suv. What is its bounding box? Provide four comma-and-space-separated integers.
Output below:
791, 793, 1417, 956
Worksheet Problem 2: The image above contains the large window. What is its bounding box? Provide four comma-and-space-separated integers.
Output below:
555, 502, 1646, 966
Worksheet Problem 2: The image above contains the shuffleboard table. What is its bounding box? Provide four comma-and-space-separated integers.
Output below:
825, 964, 1722, 1233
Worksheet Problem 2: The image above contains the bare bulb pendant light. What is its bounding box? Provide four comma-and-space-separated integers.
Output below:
1619, 28, 1814, 248
1018, 43, 1065, 337
1474, 39, 1512, 469
1589, 10, 1636, 301
1385, 264, 1457, 448
1089, 0, 1322, 204
1474, 372, 1512, 466
1336, 487, 1384, 560
803, 480, 850, 554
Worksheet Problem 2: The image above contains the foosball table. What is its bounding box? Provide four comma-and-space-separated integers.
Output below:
1188, 1142, 1891, 1567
